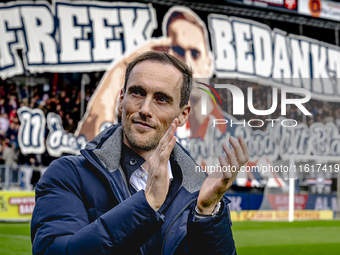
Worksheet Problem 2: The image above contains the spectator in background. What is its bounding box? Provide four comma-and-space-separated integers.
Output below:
0, 113, 9, 135
7, 122, 18, 140
20, 85, 29, 100
3, 141, 18, 167
0, 139, 5, 164
7, 120, 19, 149
37, 101, 48, 116
0, 85, 5, 98
7, 94, 18, 113
3, 141, 19, 184
42, 84, 50, 103
8, 108, 17, 124
20, 98, 29, 107
59, 90, 66, 109
0, 98, 6, 115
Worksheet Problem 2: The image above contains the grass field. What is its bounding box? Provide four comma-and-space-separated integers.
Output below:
1, 221, 340, 254
0, 222, 31, 255
233, 220, 340, 254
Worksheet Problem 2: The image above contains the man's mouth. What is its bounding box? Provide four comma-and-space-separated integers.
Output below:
133, 121, 155, 130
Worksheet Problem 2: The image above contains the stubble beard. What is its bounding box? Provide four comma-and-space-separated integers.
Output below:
123, 121, 162, 151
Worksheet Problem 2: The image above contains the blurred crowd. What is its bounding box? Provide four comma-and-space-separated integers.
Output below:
0, 72, 103, 167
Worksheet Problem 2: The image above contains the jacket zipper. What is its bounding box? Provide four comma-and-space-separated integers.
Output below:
109, 180, 123, 203
160, 197, 197, 255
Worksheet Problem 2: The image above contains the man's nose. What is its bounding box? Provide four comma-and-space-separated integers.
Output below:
139, 97, 153, 118
185, 50, 193, 63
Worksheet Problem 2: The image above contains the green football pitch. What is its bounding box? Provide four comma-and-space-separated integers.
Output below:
1, 220, 340, 254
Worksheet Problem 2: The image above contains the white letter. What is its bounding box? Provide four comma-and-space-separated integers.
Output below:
120, 9, 154, 54
290, 38, 310, 89
58, 5, 91, 62
0, 8, 21, 68
248, 119, 264, 127
265, 119, 280, 127
21, 6, 57, 64
209, 17, 236, 72
314, 197, 323, 210
273, 31, 291, 84
195, 166, 201, 172
252, 25, 272, 77
281, 119, 297, 127
215, 84, 244, 115
89, 7, 123, 61
311, 44, 332, 94
231, 119, 245, 127
213, 119, 228, 127
328, 48, 340, 97
281, 88, 312, 115
248, 87, 277, 115
234, 21, 254, 74
331, 197, 337, 211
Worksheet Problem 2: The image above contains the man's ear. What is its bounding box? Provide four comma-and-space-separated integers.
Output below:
178, 105, 191, 127
118, 89, 124, 114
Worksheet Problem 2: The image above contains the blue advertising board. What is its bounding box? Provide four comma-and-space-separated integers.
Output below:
226, 194, 264, 211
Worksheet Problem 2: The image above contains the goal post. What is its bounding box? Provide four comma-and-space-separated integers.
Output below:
288, 155, 340, 222
289, 156, 295, 222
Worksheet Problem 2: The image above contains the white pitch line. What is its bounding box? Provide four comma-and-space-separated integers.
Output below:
0, 233, 30, 240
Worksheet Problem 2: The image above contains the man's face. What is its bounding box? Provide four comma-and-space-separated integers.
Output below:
168, 19, 212, 78
119, 60, 189, 152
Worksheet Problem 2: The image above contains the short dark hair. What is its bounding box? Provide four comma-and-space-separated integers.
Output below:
123, 51, 193, 108
166, 11, 204, 38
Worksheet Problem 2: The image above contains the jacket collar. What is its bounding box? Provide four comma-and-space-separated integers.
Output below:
92, 125, 124, 172
88, 124, 207, 193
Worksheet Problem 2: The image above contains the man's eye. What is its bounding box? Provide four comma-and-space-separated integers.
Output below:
157, 97, 168, 103
191, 49, 201, 60
131, 90, 142, 96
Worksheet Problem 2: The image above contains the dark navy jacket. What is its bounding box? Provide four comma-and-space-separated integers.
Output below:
31, 124, 237, 254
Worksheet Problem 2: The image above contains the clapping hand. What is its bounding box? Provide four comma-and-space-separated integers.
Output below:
197, 136, 249, 214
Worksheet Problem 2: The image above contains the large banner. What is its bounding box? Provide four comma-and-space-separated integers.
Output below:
5, 0, 339, 154
3, 1, 338, 193
0, 0, 157, 78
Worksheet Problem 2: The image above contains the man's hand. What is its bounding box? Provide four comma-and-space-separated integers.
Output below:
197, 136, 249, 214
144, 119, 178, 211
